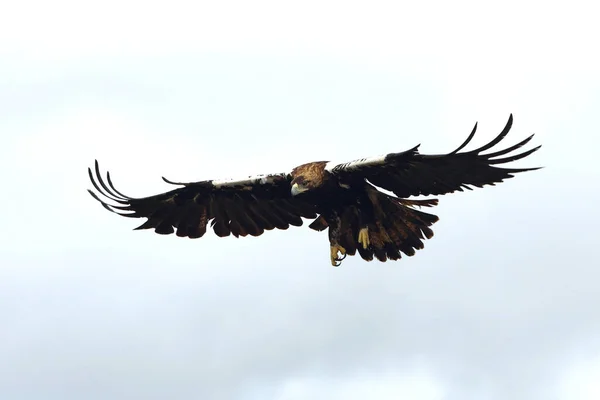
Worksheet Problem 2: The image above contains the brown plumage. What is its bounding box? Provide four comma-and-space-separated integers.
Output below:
88, 114, 541, 266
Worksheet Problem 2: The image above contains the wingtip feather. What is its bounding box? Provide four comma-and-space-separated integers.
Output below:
450, 121, 478, 154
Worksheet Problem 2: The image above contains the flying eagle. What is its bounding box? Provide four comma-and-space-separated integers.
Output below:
88, 115, 540, 266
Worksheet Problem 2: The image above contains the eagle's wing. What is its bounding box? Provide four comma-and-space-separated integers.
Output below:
326, 114, 541, 198
88, 161, 318, 238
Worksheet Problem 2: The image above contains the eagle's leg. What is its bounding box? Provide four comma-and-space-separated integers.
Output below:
356, 196, 374, 250
325, 210, 347, 266
358, 227, 370, 249
330, 244, 347, 267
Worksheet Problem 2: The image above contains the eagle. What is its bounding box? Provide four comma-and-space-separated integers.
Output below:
88, 115, 540, 266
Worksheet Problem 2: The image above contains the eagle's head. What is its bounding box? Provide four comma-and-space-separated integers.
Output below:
290, 161, 329, 196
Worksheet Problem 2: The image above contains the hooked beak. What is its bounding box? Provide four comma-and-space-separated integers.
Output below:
291, 182, 308, 196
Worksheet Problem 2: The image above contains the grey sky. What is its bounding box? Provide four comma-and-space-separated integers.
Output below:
1, 1, 599, 399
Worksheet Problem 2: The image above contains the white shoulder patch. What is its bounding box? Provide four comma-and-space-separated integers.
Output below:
325, 154, 388, 172
211, 173, 288, 188
324, 160, 340, 172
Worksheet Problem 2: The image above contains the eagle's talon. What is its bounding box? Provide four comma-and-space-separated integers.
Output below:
330, 244, 347, 266
358, 227, 370, 249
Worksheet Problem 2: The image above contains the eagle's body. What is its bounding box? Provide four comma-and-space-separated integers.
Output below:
89, 115, 540, 266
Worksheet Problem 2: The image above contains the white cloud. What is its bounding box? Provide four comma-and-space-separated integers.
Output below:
2, 0, 598, 75
557, 351, 600, 400
276, 366, 445, 400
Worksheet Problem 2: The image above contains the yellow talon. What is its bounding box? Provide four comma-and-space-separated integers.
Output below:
358, 227, 370, 249
330, 244, 347, 267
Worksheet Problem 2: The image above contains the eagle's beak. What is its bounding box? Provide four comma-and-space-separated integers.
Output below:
291, 182, 308, 196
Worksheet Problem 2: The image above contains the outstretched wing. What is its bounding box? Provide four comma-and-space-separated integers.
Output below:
326, 114, 541, 197
88, 161, 318, 238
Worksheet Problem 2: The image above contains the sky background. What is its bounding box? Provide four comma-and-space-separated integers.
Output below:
1, 0, 599, 399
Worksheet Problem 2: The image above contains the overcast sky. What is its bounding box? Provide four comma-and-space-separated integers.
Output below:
1, 1, 599, 399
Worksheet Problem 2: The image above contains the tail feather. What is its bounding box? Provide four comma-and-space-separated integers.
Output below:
366, 193, 439, 262
374, 214, 403, 261
339, 207, 359, 256
311, 190, 440, 265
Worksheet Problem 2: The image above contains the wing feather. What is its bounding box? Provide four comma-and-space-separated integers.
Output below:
328, 114, 541, 198
88, 162, 317, 239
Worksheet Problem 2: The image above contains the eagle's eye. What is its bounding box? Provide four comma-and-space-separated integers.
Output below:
293, 176, 307, 185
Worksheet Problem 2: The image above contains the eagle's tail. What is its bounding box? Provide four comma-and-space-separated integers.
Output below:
356, 193, 439, 262
310, 191, 439, 265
